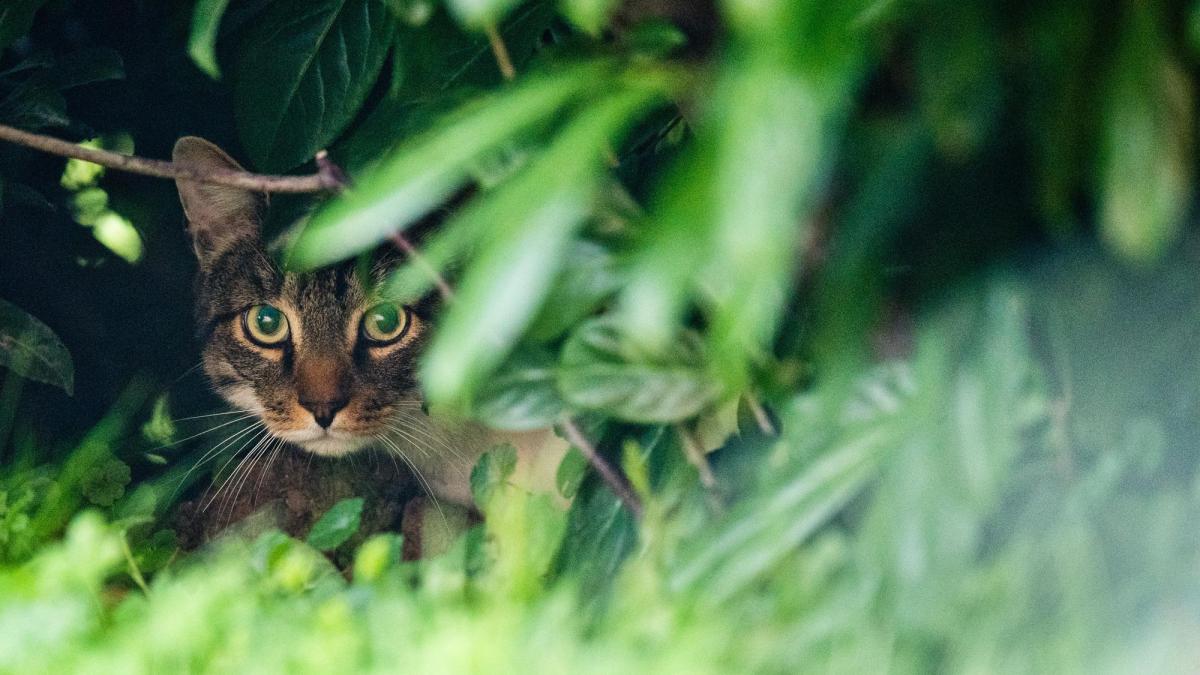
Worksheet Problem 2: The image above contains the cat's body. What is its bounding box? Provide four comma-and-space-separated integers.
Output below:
174, 137, 563, 506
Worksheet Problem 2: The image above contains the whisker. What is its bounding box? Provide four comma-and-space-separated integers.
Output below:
376, 434, 447, 529
206, 429, 271, 519
401, 417, 464, 461
218, 430, 276, 522
383, 423, 433, 461
172, 409, 254, 423
254, 437, 287, 502
170, 420, 264, 500
203, 426, 271, 514
154, 412, 259, 451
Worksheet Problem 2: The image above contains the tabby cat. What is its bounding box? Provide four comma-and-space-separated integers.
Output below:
173, 137, 562, 505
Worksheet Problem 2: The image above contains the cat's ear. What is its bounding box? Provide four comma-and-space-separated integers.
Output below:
172, 136, 266, 264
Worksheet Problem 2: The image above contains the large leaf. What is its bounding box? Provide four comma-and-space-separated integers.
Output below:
0, 299, 73, 395
288, 62, 610, 270
234, 0, 397, 171
472, 348, 565, 430
1097, 5, 1193, 265
420, 86, 659, 405
0, 1, 46, 51
306, 497, 365, 551
558, 317, 723, 423
188, 0, 231, 79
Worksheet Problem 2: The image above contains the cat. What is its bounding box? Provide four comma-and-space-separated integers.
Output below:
173, 137, 564, 506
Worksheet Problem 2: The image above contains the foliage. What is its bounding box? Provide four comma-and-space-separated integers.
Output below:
1, 0, 1200, 672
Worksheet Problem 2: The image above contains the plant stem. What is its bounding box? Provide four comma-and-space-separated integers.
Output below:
561, 418, 643, 518
744, 392, 777, 437
675, 424, 718, 490
0, 123, 345, 193
390, 233, 456, 302
484, 23, 516, 81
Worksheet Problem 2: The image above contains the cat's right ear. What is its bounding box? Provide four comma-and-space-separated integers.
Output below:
172, 137, 265, 265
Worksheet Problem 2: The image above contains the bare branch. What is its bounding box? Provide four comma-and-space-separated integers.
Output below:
0, 123, 346, 194
561, 418, 644, 518
484, 23, 516, 81
390, 232, 456, 303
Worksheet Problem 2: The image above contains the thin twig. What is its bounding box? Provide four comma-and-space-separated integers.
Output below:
675, 423, 718, 490
390, 233, 456, 302
120, 534, 151, 596
0, 123, 345, 193
484, 23, 516, 81
744, 392, 778, 437
561, 418, 643, 518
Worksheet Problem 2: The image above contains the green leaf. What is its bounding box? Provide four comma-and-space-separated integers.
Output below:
234, 0, 397, 171
188, 0, 231, 79
0, 0, 46, 51
305, 497, 365, 551
470, 444, 518, 508
528, 239, 620, 341
80, 457, 131, 508
558, 318, 722, 423
1098, 6, 1193, 265
0, 299, 74, 395
445, 0, 522, 29
288, 62, 610, 270
420, 86, 658, 406
554, 447, 587, 500
560, 0, 619, 36
472, 348, 565, 430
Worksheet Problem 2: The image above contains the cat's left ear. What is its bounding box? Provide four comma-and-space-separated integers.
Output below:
172, 137, 266, 265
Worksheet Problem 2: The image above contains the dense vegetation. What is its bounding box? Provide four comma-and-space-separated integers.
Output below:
2, 0, 1199, 672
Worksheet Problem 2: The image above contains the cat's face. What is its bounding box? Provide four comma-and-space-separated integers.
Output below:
174, 137, 428, 457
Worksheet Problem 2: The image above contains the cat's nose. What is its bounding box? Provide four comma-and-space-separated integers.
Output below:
300, 397, 348, 429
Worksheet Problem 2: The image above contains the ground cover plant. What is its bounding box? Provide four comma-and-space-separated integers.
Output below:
1, 0, 1200, 672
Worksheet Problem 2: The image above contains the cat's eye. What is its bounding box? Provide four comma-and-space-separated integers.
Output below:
242, 304, 290, 346
361, 303, 410, 344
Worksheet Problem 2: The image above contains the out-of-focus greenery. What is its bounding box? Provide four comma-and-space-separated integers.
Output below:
1, 0, 1200, 672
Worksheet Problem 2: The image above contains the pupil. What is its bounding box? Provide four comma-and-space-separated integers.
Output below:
374, 307, 397, 332
257, 308, 279, 334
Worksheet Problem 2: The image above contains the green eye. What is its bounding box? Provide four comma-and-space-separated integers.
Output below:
243, 304, 289, 346
361, 303, 410, 344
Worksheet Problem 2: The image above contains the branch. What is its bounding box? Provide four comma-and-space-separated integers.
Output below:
561, 418, 644, 518
390, 232, 456, 302
484, 23, 516, 81
0, 123, 346, 194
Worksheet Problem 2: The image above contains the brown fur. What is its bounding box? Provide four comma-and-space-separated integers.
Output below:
174, 137, 567, 506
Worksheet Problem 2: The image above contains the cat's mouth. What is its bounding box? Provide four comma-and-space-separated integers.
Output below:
276, 427, 375, 457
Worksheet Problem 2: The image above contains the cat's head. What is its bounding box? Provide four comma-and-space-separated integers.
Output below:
174, 137, 429, 457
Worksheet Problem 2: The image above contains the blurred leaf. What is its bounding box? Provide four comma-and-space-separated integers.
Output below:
0, 84, 68, 129
446, 0, 522, 29
470, 444, 518, 507
43, 49, 125, 89
0, 1, 46, 51
234, 0, 397, 171
554, 447, 587, 499
915, 4, 1000, 159
670, 420, 887, 603
289, 62, 611, 270
0, 298, 73, 395
306, 497, 365, 551
559, 318, 722, 423
1098, 5, 1194, 265
528, 239, 621, 341
561, 0, 619, 36
140, 395, 177, 446
472, 348, 565, 430
420, 85, 659, 405
188, 0, 231, 78
80, 457, 130, 507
